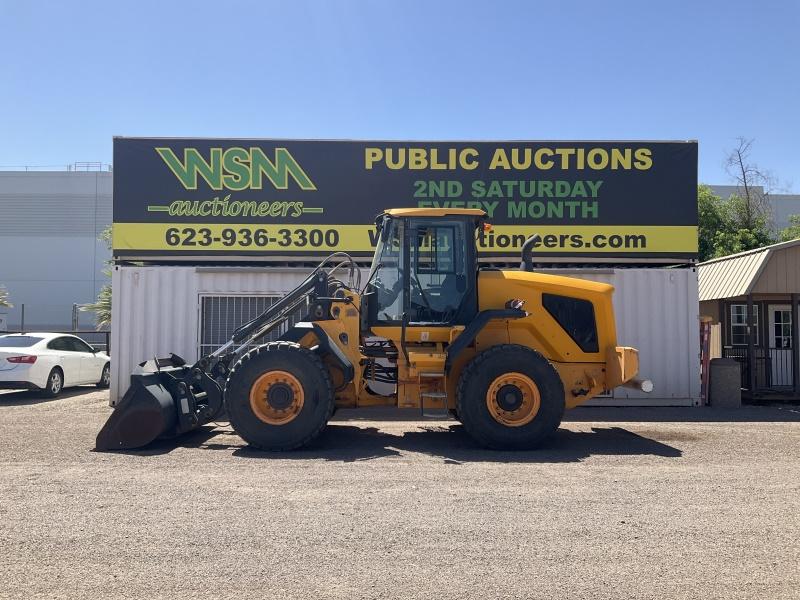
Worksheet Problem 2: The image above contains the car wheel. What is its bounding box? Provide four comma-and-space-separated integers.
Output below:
97, 363, 111, 388
44, 368, 64, 398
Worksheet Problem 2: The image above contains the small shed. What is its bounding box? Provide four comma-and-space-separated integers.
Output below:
698, 239, 800, 394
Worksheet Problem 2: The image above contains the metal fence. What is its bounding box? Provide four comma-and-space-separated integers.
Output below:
0, 162, 112, 171
723, 346, 794, 390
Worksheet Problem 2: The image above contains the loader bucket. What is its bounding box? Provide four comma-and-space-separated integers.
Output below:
95, 357, 223, 451
95, 372, 181, 450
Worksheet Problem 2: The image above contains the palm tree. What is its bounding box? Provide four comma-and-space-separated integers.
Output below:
81, 281, 111, 328
0, 286, 11, 308
81, 225, 112, 328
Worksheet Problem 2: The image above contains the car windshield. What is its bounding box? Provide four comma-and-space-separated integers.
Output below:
0, 336, 43, 347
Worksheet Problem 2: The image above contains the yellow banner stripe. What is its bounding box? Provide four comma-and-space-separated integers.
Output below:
113, 223, 698, 254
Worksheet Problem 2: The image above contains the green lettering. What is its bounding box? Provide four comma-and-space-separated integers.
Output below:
555, 181, 571, 198
529, 201, 545, 218
502, 181, 517, 197
156, 147, 223, 190
486, 180, 503, 198
519, 181, 536, 198
222, 147, 251, 191
563, 200, 579, 218
482, 200, 499, 218
571, 181, 587, 198
508, 200, 527, 219
587, 180, 603, 197
547, 201, 564, 218
250, 147, 317, 190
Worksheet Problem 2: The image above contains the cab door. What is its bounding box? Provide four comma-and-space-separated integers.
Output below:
364, 214, 479, 341
404, 217, 477, 326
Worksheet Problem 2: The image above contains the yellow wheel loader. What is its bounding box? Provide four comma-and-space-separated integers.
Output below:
96, 208, 649, 451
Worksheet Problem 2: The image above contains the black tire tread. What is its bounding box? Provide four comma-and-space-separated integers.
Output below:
225, 341, 334, 451
96, 363, 110, 388
456, 344, 565, 450
43, 367, 63, 398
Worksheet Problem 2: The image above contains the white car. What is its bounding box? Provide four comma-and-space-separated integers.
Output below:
0, 332, 110, 397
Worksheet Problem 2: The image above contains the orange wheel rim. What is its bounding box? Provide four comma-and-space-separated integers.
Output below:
249, 370, 304, 425
485, 372, 540, 427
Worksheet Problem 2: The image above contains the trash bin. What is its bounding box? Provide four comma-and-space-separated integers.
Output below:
709, 358, 741, 408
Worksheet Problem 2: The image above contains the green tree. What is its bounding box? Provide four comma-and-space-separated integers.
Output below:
779, 215, 800, 242
0, 286, 11, 309
697, 185, 775, 261
698, 185, 726, 261
81, 226, 112, 328
82, 284, 111, 329
711, 194, 774, 256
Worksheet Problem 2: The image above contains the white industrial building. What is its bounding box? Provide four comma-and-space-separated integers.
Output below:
0, 169, 112, 331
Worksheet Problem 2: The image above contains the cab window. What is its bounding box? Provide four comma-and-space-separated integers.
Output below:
367, 217, 405, 322
408, 219, 469, 324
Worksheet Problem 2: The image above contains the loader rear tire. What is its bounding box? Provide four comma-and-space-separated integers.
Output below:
225, 342, 334, 451
456, 344, 564, 450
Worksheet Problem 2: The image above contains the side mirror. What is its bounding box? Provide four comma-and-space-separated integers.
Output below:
91, 345, 103, 353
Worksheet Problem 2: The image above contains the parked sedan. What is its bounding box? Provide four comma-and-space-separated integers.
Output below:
0, 333, 110, 397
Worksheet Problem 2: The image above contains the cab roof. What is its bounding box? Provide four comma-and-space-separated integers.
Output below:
383, 208, 487, 218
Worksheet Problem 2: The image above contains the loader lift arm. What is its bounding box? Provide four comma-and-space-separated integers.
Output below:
96, 254, 360, 451
197, 268, 331, 381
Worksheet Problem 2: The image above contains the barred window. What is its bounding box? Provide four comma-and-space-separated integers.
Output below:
199, 295, 309, 356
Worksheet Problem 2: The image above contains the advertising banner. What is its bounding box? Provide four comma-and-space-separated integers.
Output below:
113, 138, 698, 261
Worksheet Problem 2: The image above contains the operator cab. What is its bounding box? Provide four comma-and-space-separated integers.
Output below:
363, 208, 485, 327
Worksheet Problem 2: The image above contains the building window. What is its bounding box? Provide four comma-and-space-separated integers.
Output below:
730, 304, 759, 346
772, 308, 792, 349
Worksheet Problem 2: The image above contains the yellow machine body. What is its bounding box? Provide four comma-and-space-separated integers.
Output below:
309, 267, 639, 413
98, 206, 643, 452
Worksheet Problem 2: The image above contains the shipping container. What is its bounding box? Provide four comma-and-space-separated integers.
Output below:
110, 266, 700, 407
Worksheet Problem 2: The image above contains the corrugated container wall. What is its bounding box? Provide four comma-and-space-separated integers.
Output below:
563, 268, 700, 406
111, 266, 700, 407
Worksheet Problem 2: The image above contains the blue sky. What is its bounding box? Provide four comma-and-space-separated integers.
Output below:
1, 0, 798, 188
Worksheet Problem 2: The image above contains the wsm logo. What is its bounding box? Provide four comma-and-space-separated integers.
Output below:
155, 147, 317, 191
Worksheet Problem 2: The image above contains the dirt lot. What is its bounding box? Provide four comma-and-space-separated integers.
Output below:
1, 388, 799, 600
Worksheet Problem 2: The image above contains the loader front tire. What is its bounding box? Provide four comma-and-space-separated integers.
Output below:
456, 344, 564, 450
225, 342, 334, 451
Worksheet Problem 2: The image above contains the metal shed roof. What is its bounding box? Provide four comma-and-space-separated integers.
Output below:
698, 239, 800, 301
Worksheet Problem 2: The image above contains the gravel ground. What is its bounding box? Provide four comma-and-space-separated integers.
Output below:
1, 388, 799, 599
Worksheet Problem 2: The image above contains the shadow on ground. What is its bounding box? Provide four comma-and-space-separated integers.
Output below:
0, 387, 98, 407
119, 422, 682, 463
564, 405, 800, 423
329, 405, 800, 424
